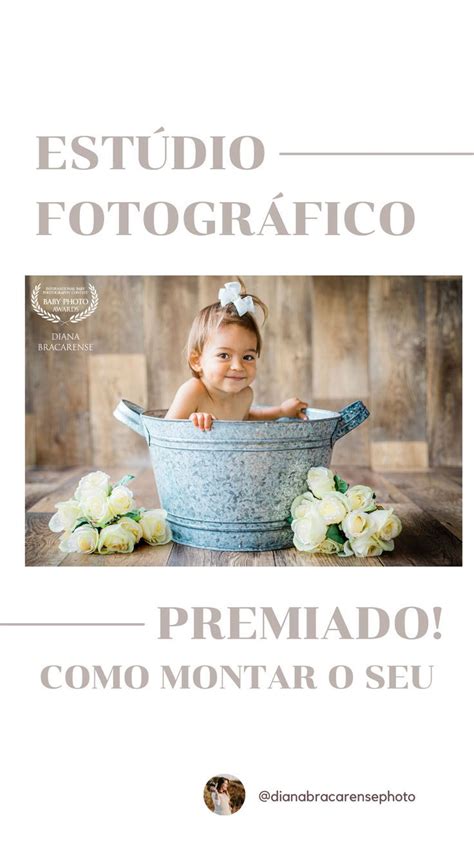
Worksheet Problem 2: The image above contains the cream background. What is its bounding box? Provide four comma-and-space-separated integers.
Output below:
2, 1, 472, 840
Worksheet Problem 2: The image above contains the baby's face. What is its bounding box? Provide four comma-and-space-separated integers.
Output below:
194, 324, 258, 394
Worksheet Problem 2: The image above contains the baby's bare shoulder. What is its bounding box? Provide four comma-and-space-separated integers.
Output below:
176, 378, 205, 398
165, 378, 206, 419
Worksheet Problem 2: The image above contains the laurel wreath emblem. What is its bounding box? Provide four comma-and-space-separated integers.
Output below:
31, 283, 99, 324
69, 284, 99, 323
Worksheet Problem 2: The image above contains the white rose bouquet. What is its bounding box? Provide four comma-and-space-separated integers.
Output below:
48, 471, 172, 554
290, 467, 402, 557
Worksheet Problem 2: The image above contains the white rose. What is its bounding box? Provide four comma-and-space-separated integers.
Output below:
80, 490, 113, 527
59, 525, 99, 554
367, 508, 402, 541
350, 533, 394, 557
74, 471, 111, 501
318, 492, 350, 524
58, 531, 72, 552
339, 540, 354, 557
97, 523, 135, 554
291, 492, 319, 519
346, 484, 376, 512
139, 509, 172, 545
313, 538, 341, 554
48, 499, 82, 533
291, 509, 327, 552
342, 509, 370, 540
117, 516, 143, 544
108, 485, 135, 517
307, 467, 335, 499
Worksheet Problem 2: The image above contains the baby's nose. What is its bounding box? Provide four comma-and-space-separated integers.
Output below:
230, 357, 244, 370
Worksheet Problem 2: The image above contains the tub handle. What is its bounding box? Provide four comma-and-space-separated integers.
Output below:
331, 400, 370, 444
113, 399, 149, 442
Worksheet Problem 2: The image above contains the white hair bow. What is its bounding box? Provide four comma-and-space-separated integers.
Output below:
218, 282, 256, 317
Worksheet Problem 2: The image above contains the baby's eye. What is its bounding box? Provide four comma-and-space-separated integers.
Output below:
217, 352, 230, 359
243, 354, 256, 361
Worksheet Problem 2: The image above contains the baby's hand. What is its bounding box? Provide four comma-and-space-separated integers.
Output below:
279, 397, 308, 420
189, 412, 216, 431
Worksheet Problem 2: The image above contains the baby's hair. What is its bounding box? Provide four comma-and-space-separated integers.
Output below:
187, 278, 268, 378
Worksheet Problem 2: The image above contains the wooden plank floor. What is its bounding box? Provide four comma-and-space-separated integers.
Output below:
25, 465, 462, 567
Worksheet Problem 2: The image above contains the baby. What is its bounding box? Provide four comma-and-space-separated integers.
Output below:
166, 280, 308, 430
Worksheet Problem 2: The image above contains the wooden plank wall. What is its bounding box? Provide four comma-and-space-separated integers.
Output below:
25, 276, 462, 469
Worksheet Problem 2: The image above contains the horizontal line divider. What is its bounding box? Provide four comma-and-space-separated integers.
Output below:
279, 151, 474, 156
0, 622, 145, 627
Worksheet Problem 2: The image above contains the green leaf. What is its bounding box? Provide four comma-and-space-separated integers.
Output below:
112, 474, 135, 490
334, 475, 348, 493
120, 509, 143, 522
72, 517, 90, 531
326, 523, 345, 545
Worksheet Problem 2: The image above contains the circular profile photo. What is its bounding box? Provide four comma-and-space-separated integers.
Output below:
203, 774, 246, 815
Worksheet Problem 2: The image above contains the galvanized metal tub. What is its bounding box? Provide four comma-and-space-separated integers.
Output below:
114, 400, 369, 552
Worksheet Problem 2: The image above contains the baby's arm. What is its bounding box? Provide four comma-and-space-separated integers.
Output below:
165, 380, 215, 431
248, 397, 308, 421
